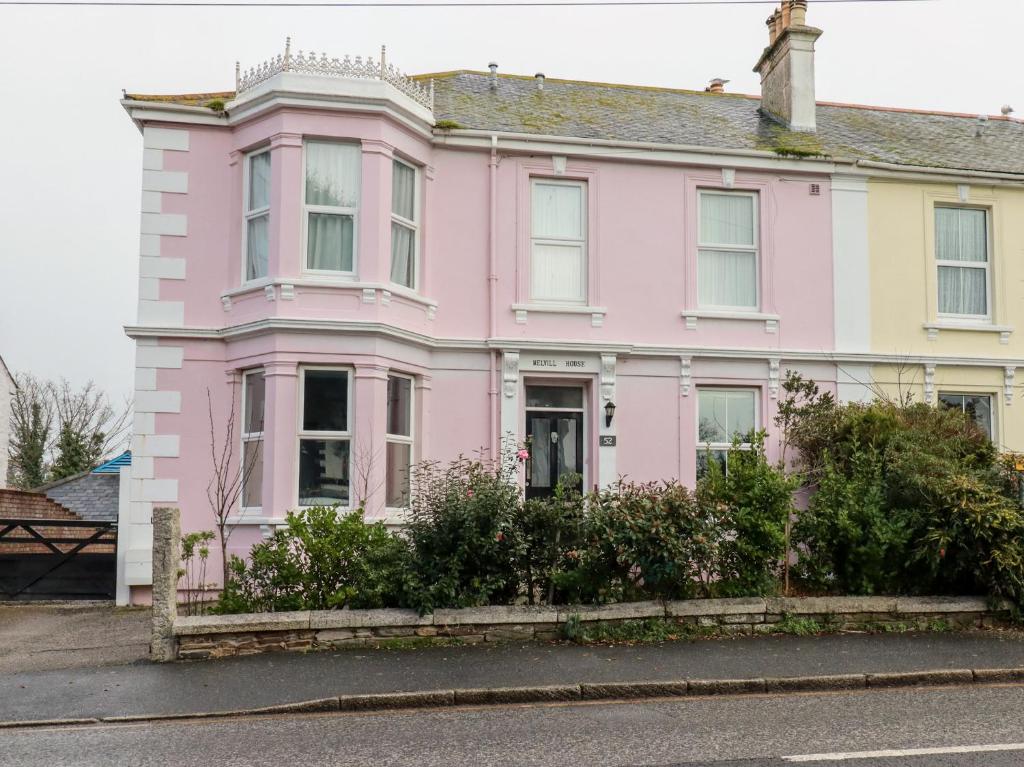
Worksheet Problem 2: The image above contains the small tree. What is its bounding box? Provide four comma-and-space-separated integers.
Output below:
206, 386, 263, 588
8, 374, 52, 489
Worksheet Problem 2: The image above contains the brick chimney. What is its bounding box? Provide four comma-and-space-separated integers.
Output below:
753, 0, 822, 132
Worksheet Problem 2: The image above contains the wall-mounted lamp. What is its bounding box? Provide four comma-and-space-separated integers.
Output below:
604, 400, 616, 428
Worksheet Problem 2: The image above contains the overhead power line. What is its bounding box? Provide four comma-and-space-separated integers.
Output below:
0, 0, 935, 7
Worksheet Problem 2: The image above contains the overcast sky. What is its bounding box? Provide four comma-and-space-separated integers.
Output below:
0, 0, 1021, 402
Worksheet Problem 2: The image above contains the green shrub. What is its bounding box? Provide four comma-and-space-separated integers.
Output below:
556, 478, 736, 604
403, 455, 522, 613
698, 432, 797, 596
782, 372, 1024, 608
511, 477, 587, 605
792, 447, 912, 595
215, 506, 408, 613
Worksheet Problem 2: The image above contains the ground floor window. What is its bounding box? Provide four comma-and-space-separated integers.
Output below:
385, 374, 413, 508
241, 370, 265, 510
696, 388, 758, 478
938, 392, 994, 440
298, 368, 352, 506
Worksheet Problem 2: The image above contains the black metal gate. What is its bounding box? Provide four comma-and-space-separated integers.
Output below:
0, 518, 117, 600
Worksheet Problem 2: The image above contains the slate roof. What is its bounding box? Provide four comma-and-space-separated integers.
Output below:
125, 70, 1024, 176
40, 473, 120, 523
425, 72, 1024, 176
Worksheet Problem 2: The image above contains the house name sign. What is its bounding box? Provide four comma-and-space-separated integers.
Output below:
521, 355, 597, 373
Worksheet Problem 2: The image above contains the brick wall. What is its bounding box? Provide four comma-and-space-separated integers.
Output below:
0, 489, 115, 554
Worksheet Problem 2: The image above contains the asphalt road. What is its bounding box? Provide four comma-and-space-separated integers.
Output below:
3, 684, 1024, 766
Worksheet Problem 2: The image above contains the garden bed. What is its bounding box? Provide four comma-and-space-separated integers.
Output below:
172, 595, 1008, 660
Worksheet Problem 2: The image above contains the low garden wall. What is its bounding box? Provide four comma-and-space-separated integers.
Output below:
172, 595, 1008, 660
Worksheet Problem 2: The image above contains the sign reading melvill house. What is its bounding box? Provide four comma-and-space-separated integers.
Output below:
521, 356, 598, 373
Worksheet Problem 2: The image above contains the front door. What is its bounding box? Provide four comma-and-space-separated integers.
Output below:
524, 386, 585, 500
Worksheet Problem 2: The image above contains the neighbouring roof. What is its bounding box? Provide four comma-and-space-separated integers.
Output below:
92, 451, 132, 475
124, 71, 1024, 176
41, 473, 120, 523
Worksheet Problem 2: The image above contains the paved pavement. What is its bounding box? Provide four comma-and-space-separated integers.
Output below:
3, 630, 1024, 722
3, 684, 1024, 766
0, 604, 149, 673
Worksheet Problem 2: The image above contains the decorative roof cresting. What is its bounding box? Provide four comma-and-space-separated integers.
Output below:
235, 39, 434, 110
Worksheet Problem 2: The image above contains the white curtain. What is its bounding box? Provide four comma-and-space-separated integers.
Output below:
307, 213, 354, 271
530, 417, 551, 488
533, 183, 583, 239
938, 266, 987, 315
246, 215, 268, 280
698, 250, 756, 308
700, 193, 754, 246
248, 152, 271, 211
305, 142, 360, 207
390, 222, 415, 287
936, 208, 987, 314
531, 243, 584, 301
936, 207, 987, 262
392, 162, 416, 220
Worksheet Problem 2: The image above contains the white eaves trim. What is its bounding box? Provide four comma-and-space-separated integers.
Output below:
123, 318, 1024, 369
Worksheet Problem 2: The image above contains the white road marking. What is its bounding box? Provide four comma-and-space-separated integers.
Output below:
783, 743, 1024, 762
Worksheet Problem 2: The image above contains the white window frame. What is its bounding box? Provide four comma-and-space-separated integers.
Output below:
240, 369, 266, 513
390, 158, 420, 291
938, 391, 996, 441
697, 190, 760, 312
301, 140, 360, 278
296, 366, 354, 509
695, 387, 760, 475
242, 148, 271, 284
385, 373, 415, 511
529, 178, 588, 305
935, 205, 992, 323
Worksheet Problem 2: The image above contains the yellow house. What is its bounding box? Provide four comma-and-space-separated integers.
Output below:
863, 175, 1024, 452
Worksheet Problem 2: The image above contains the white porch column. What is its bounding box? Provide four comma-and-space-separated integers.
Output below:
500, 351, 521, 459
598, 354, 617, 489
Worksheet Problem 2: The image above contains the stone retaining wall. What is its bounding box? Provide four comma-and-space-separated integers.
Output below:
172, 596, 1007, 660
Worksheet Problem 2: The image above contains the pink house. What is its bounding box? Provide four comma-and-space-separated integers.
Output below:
118, 2, 841, 602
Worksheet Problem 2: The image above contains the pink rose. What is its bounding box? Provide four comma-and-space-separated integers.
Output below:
517, 449, 530, 461
467, 489, 474, 498
496, 532, 505, 542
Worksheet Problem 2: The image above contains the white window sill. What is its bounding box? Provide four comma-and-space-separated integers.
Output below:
512, 303, 608, 328
924, 321, 1012, 344
682, 310, 780, 334
220, 278, 437, 318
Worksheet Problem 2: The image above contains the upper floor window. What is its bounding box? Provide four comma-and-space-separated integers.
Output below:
530, 179, 587, 303
698, 191, 758, 310
696, 388, 757, 478
390, 160, 418, 289
939, 392, 994, 440
305, 141, 360, 274
244, 150, 271, 282
241, 370, 265, 510
298, 368, 351, 507
936, 206, 990, 319
385, 374, 414, 508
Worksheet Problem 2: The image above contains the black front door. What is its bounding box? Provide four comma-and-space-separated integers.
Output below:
525, 411, 584, 499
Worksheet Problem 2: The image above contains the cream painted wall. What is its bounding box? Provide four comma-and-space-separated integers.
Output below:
867, 179, 1024, 451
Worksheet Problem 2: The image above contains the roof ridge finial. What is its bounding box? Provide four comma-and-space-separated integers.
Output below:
235, 61, 240, 91
284, 37, 292, 71
380, 44, 387, 77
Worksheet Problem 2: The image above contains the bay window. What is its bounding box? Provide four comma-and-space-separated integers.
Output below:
698, 191, 758, 310
304, 141, 360, 274
241, 370, 265, 510
939, 392, 994, 440
243, 150, 270, 281
390, 159, 418, 289
298, 368, 351, 506
936, 207, 990, 319
530, 179, 587, 303
696, 388, 757, 477
385, 375, 414, 508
